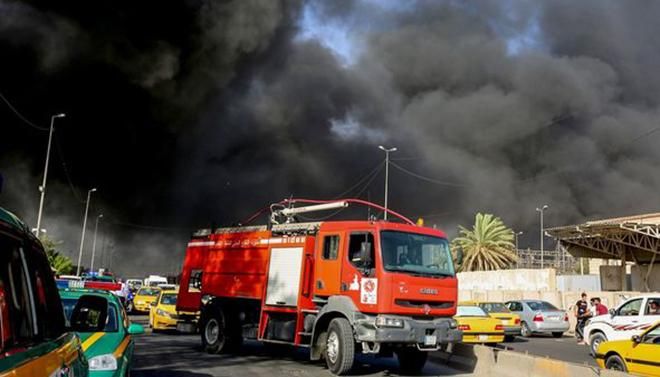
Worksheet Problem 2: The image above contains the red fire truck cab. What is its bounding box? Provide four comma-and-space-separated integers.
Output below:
176, 199, 461, 375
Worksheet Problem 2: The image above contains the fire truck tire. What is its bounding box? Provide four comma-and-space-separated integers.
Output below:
396, 348, 428, 375
324, 318, 355, 375
201, 306, 241, 354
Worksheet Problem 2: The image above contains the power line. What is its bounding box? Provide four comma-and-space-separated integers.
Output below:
389, 161, 467, 187
332, 161, 384, 199
0, 91, 48, 131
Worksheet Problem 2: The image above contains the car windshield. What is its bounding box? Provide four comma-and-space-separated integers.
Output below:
479, 303, 510, 313
380, 231, 454, 277
62, 298, 118, 332
160, 294, 177, 305
137, 288, 160, 296
457, 306, 488, 317
527, 301, 559, 311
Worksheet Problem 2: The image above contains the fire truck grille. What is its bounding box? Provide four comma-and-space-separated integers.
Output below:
394, 299, 453, 309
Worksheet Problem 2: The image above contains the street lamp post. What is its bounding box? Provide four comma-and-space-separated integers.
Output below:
35, 113, 66, 237
514, 231, 523, 268
378, 145, 397, 220
535, 204, 549, 269
76, 188, 97, 276
90, 214, 103, 273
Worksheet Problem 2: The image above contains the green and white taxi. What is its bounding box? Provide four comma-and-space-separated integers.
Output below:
59, 287, 144, 376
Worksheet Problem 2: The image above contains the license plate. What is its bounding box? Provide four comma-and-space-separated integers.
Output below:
478, 335, 489, 341
424, 335, 437, 346
501, 320, 509, 325
548, 316, 560, 321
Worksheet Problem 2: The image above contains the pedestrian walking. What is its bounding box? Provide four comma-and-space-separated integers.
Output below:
574, 292, 589, 344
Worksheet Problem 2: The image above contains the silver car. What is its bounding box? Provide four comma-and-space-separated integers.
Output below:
505, 300, 570, 338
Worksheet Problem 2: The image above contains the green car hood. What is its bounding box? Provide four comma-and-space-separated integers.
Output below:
79, 331, 124, 359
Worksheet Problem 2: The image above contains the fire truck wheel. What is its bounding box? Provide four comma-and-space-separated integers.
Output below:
202, 306, 241, 354
396, 348, 428, 375
324, 318, 355, 375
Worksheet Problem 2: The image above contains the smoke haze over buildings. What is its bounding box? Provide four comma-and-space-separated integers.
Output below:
2, 0, 660, 276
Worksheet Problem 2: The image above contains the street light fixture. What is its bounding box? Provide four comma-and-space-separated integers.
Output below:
35, 113, 66, 237
514, 231, 523, 268
76, 188, 97, 276
535, 204, 549, 269
90, 213, 103, 273
378, 145, 397, 220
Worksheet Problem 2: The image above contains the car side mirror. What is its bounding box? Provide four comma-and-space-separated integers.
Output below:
609, 308, 616, 317
128, 323, 145, 335
70, 295, 108, 333
632, 335, 641, 344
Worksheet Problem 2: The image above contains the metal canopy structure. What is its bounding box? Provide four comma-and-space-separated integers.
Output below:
547, 213, 660, 291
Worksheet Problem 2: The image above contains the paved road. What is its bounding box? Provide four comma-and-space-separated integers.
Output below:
499, 334, 596, 367
129, 316, 468, 377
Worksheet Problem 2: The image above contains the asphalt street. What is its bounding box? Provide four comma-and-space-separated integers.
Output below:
128, 316, 597, 376
129, 316, 468, 377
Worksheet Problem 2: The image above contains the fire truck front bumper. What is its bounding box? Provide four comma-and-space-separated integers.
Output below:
353, 314, 462, 347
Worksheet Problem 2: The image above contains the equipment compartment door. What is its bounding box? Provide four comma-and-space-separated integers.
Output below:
266, 247, 304, 306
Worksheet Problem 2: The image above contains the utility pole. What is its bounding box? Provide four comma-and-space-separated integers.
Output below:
90, 213, 103, 273
35, 113, 66, 237
535, 204, 549, 269
76, 188, 97, 276
378, 145, 397, 220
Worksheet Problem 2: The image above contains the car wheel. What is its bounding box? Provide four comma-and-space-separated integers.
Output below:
520, 322, 532, 337
605, 354, 627, 372
589, 332, 607, 356
552, 332, 563, 338
396, 348, 428, 375
324, 318, 355, 375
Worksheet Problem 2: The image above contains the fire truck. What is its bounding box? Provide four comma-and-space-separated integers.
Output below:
176, 199, 462, 375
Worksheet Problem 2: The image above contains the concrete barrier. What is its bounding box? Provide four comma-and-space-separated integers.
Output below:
434, 344, 630, 377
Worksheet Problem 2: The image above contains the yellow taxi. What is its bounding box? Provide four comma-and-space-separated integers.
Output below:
595, 321, 660, 376
133, 286, 161, 313
454, 303, 505, 344
463, 300, 521, 341
149, 289, 198, 331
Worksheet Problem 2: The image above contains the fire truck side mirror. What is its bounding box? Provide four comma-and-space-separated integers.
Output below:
360, 242, 373, 270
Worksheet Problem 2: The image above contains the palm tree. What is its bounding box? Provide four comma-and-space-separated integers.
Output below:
39, 235, 75, 275
451, 213, 518, 272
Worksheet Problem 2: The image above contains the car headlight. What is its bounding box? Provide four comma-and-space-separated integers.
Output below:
89, 354, 117, 371
375, 315, 404, 328
137, 300, 144, 305
157, 308, 171, 318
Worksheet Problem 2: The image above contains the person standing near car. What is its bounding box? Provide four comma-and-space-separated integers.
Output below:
575, 292, 590, 344
594, 298, 608, 316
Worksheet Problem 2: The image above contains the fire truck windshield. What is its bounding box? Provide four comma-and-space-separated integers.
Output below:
380, 231, 454, 277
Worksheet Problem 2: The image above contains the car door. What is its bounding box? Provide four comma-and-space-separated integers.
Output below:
623, 323, 660, 376
611, 298, 644, 340
506, 301, 526, 322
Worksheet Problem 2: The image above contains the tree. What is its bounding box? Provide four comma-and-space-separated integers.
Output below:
451, 213, 518, 272
39, 235, 75, 275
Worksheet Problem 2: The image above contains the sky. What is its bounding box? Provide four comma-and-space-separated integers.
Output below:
3, 0, 660, 276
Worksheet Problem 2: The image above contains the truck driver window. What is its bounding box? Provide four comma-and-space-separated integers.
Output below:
618, 299, 642, 316
322, 235, 339, 260
348, 233, 374, 269
380, 231, 454, 277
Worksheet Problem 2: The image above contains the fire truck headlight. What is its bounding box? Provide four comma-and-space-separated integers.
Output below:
157, 309, 171, 318
375, 316, 404, 328
89, 354, 117, 371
